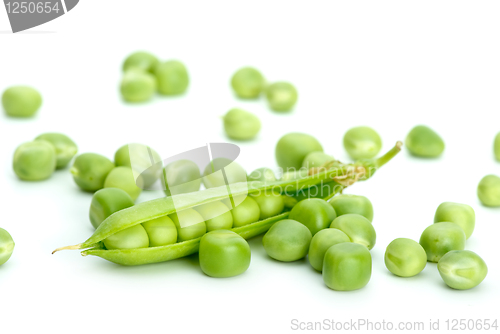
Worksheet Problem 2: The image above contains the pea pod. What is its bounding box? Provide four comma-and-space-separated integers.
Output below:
53, 142, 402, 266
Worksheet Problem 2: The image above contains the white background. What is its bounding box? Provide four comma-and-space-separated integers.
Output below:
1, 1, 499, 333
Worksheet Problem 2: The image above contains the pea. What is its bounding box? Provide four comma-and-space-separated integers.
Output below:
223, 108, 261, 141
282, 195, 298, 210
122, 51, 159, 73
343, 126, 382, 160
248, 167, 276, 183
384, 238, 427, 277
262, 219, 312, 262
302, 152, 334, 169
419, 222, 466, 263
194, 201, 233, 231
103, 224, 149, 250
275, 133, 323, 170
405, 125, 445, 158
230, 67, 265, 99
104, 166, 142, 201
289, 198, 337, 236
114, 143, 162, 189
169, 208, 206, 242
0, 228, 15, 266
330, 214, 376, 250
71, 153, 115, 192
13, 141, 56, 181
155, 60, 189, 95
2, 85, 42, 117
142, 216, 177, 247
494, 132, 500, 162
224, 196, 260, 228
323, 242, 372, 291
120, 69, 156, 103
265, 82, 298, 112
438, 250, 488, 290
434, 202, 475, 239
329, 194, 374, 222
281, 169, 308, 181
250, 190, 285, 220
477, 174, 500, 207
35, 133, 78, 169
89, 188, 134, 229
308, 228, 350, 272
202, 158, 247, 189
163, 159, 201, 196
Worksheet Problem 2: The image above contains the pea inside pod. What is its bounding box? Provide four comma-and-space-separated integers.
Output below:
437, 250, 488, 290
250, 190, 285, 220
194, 201, 233, 232
230, 67, 265, 99
103, 224, 149, 250
142, 216, 177, 247
224, 196, 260, 228
419, 222, 466, 262
169, 208, 206, 242
477, 174, 500, 207
13, 141, 56, 181
248, 167, 276, 183
223, 108, 261, 141
0, 228, 15, 266
71, 153, 115, 192
330, 214, 376, 250
35, 133, 78, 169
2, 85, 42, 117
405, 125, 445, 158
302, 152, 334, 169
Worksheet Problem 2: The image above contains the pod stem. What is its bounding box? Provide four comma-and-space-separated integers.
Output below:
376, 141, 403, 168
52, 244, 83, 254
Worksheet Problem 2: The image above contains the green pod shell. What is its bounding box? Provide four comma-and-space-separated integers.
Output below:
2, 85, 42, 117
477, 174, 500, 207
419, 222, 466, 262
163, 159, 201, 196
13, 141, 56, 181
155, 60, 189, 95
308, 228, 350, 272
223, 108, 261, 141
275, 133, 323, 170
35, 133, 78, 169
329, 194, 374, 222
434, 202, 475, 239
330, 214, 376, 250
438, 250, 488, 290
263, 219, 312, 262
405, 125, 445, 158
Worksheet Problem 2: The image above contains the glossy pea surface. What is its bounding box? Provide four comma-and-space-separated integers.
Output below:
104, 166, 142, 201
155, 60, 189, 95
263, 219, 312, 262
434, 202, 475, 239
248, 167, 276, 183
265, 82, 298, 112
343, 126, 382, 160
103, 224, 149, 250
251, 190, 285, 220
120, 69, 156, 103
200, 230, 251, 278
122, 51, 159, 73
163, 159, 201, 196
384, 238, 427, 277
142, 216, 177, 247
0, 228, 15, 266
289, 198, 337, 236
13, 141, 56, 181
323, 242, 372, 291
330, 214, 376, 250
71, 153, 115, 192
89, 188, 134, 229
194, 201, 233, 232
494, 132, 500, 162
438, 250, 488, 290
275, 133, 323, 170
35, 133, 77, 169
419, 222, 466, 262
223, 108, 261, 141
202, 158, 247, 188
302, 152, 334, 169
226, 196, 260, 228
2, 86, 42, 117
405, 125, 445, 158
115, 143, 162, 189
230, 67, 265, 99
308, 228, 350, 272
329, 194, 374, 222
477, 174, 500, 207
169, 208, 206, 242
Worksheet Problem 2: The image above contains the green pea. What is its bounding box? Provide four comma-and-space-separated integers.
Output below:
434, 202, 475, 239
114, 143, 162, 189
224, 196, 260, 228
35, 133, 78, 169
202, 158, 247, 189
494, 132, 500, 162
330, 214, 376, 250
343, 126, 382, 160
419, 222, 466, 263
280, 169, 308, 181
405, 125, 445, 158
103, 224, 149, 250
13, 141, 56, 181
477, 174, 500, 207
323, 242, 372, 291
438, 250, 488, 290
194, 201, 233, 232
329, 194, 374, 222
89, 188, 134, 229
122, 51, 159, 73
120, 69, 156, 103
263, 219, 312, 262
104, 166, 142, 201
250, 190, 285, 220
155, 60, 189, 95
2, 85, 42, 117
142, 216, 177, 247
230, 67, 265, 99
222, 108, 261, 141
302, 152, 334, 169
248, 167, 276, 183
275, 133, 323, 170
163, 159, 201, 196
282, 195, 298, 210
200, 230, 251, 278
71, 153, 115, 192
169, 208, 206, 242
384, 238, 427, 277
0, 228, 15, 266
265, 82, 298, 112
289, 198, 337, 236
308, 228, 350, 272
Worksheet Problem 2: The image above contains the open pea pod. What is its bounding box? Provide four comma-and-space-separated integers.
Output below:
54, 142, 402, 266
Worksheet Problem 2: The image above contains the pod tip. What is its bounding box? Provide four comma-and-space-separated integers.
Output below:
52, 243, 82, 254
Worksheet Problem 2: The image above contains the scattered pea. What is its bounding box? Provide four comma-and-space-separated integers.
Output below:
438, 250, 488, 290
275, 132, 323, 170
202, 158, 247, 189
0, 228, 15, 266
250, 190, 285, 220
302, 151, 334, 169
419, 222, 466, 263
104, 166, 142, 201
330, 214, 376, 250
230, 67, 265, 99
169, 208, 206, 242
308, 228, 350, 272
289, 198, 337, 236
120, 69, 156, 103
494, 132, 500, 162
89, 188, 134, 229
477, 174, 500, 207
163, 159, 201, 196
35, 133, 78, 169
71, 153, 115, 192
122, 51, 159, 73
262, 219, 312, 262
13, 141, 56, 181
343, 126, 382, 160
434, 202, 475, 239
194, 201, 233, 231
114, 143, 162, 189
384, 238, 427, 277
329, 194, 374, 222
155, 60, 189, 95
103, 224, 149, 250
248, 167, 276, 183
265, 82, 298, 112
405, 125, 445, 158
142, 216, 178, 247
222, 108, 261, 141
2, 85, 42, 117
